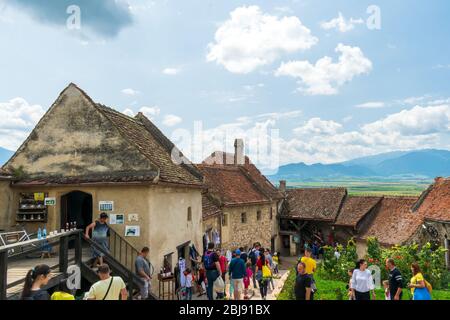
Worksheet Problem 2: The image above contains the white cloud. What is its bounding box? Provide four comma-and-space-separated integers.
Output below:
321, 12, 364, 33
173, 102, 450, 169
0, 97, 46, 150
355, 101, 385, 109
162, 67, 181, 75
362, 105, 450, 136
122, 108, 135, 117
207, 5, 318, 74
275, 43, 372, 95
163, 114, 182, 127
121, 106, 161, 120
139, 106, 161, 120
121, 88, 140, 96
293, 118, 342, 136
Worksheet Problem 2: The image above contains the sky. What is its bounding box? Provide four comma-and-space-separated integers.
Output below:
0, 0, 449, 173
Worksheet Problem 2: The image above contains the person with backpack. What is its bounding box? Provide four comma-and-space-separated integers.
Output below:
228, 249, 246, 300
408, 262, 432, 300
203, 242, 222, 300
87, 264, 128, 300
248, 242, 261, 289
85, 212, 110, 267
255, 248, 271, 300
21, 264, 51, 300
386, 258, 403, 300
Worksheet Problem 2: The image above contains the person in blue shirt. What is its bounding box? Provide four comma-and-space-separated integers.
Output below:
228, 249, 246, 300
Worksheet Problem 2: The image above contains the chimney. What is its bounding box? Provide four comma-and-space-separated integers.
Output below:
234, 139, 244, 165
279, 180, 286, 193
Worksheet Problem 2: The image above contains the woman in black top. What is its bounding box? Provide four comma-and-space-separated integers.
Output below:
21, 264, 51, 300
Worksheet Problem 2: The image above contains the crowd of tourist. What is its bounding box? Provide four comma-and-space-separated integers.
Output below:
293, 249, 433, 301
198, 241, 279, 300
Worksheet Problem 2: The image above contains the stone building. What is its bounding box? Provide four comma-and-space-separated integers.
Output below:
278, 187, 347, 256
0, 83, 205, 292
277, 178, 449, 262
198, 140, 283, 252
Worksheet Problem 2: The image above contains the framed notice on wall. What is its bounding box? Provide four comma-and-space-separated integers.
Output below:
99, 201, 114, 212
109, 214, 124, 225
44, 197, 56, 206
125, 226, 140, 237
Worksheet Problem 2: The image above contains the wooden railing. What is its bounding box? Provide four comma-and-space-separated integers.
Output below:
0, 230, 82, 300
0, 230, 157, 300
108, 228, 154, 275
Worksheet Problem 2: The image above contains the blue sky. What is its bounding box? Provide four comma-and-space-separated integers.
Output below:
0, 0, 449, 171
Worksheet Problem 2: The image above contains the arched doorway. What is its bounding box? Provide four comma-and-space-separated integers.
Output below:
61, 191, 93, 232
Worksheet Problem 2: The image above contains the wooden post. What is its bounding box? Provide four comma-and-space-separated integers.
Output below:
59, 235, 69, 274
0, 251, 7, 300
74, 232, 82, 266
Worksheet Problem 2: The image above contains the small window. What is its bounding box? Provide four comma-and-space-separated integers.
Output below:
241, 212, 247, 224
270, 207, 273, 220
257, 210, 262, 221
222, 214, 228, 226
187, 207, 192, 221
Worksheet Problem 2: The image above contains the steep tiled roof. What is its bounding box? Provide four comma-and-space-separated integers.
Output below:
282, 188, 347, 221
96, 104, 202, 186
203, 151, 283, 200
202, 193, 222, 219
6, 84, 202, 187
198, 164, 270, 206
359, 197, 420, 246
414, 177, 450, 222
335, 196, 382, 227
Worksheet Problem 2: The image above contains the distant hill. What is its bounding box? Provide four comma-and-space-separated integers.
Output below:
270, 149, 450, 181
0, 147, 14, 166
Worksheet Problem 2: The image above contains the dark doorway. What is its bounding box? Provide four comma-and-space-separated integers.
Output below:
61, 191, 93, 232
281, 235, 291, 257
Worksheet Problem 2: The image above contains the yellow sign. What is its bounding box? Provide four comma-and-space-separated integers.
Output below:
34, 193, 45, 201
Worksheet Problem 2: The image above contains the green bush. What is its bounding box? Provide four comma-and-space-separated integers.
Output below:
321, 237, 449, 290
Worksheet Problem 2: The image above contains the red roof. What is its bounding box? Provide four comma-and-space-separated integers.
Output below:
335, 196, 382, 228
359, 197, 420, 246
282, 188, 347, 221
414, 177, 450, 222
198, 164, 271, 207
202, 193, 222, 219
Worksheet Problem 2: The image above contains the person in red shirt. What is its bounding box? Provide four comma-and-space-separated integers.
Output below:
216, 249, 228, 297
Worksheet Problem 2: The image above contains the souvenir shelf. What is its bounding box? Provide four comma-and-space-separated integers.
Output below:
16, 193, 48, 223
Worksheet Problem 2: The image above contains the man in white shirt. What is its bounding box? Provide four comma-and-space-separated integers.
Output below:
87, 264, 128, 300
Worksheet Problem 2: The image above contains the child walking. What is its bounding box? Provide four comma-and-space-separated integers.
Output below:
383, 280, 391, 300
272, 252, 279, 275
243, 262, 253, 299
184, 268, 193, 300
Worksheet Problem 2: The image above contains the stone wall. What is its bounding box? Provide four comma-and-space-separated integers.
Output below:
221, 203, 273, 251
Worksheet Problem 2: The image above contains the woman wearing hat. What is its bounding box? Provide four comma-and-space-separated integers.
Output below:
85, 212, 110, 267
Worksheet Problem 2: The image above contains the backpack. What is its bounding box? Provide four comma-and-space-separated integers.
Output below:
203, 251, 215, 270
249, 250, 257, 265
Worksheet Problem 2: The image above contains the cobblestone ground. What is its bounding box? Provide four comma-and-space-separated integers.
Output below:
190, 256, 296, 301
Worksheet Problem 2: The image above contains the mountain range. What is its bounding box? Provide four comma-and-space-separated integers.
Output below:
269, 149, 450, 181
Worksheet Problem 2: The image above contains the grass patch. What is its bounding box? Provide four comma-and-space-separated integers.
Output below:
278, 268, 450, 300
